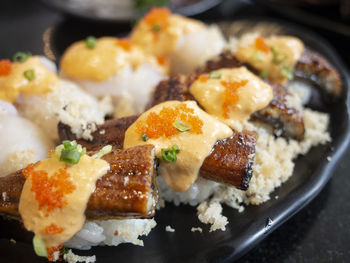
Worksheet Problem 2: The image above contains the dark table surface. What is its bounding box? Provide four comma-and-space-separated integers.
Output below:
1, 0, 349, 262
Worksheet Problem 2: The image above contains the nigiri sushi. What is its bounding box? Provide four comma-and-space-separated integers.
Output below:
130, 8, 226, 75
0, 100, 53, 177
60, 37, 167, 117
0, 55, 110, 141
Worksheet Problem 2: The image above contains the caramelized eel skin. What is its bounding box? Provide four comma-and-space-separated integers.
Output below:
252, 83, 305, 141
0, 145, 157, 220
197, 51, 305, 140
295, 47, 342, 97
59, 119, 257, 191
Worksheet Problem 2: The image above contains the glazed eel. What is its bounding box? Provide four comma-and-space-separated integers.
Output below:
0, 145, 158, 220
58, 116, 257, 190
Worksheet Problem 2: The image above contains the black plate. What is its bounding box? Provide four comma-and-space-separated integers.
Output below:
41, 0, 222, 22
0, 19, 349, 263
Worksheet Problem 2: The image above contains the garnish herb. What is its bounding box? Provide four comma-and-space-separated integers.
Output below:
24, 69, 35, 81
173, 121, 191, 132
92, 145, 112, 159
161, 145, 180, 162
55, 140, 86, 165
60, 247, 69, 255
152, 24, 161, 32
281, 66, 293, 80
209, 71, 222, 79
33, 235, 48, 257
271, 46, 288, 65
85, 36, 97, 49
260, 70, 269, 78
13, 52, 32, 63
253, 50, 263, 63
271, 46, 279, 64
141, 134, 149, 141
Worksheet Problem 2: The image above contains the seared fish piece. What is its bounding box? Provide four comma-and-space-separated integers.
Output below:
197, 51, 305, 140
295, 48, 342, 97
59, 119, 258, 191
0, 145, 158, 220
58, 116, 138, 151
252, 83, 305, 141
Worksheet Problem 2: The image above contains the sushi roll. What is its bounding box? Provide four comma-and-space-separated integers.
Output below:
60, 37, 167, 117
130, 8, 226, 75
0, 55, 110, 141
0, 100, 53, 177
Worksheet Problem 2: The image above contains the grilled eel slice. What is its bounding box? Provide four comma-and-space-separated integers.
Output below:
58, 117, 257, 190
196, 51, 305, 141
0, 145, 158, 220
146, 57, 305, 140
294, 47, 342, 97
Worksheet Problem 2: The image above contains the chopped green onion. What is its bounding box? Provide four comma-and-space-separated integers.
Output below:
85, 36, 97, 49
141, 134, 149, 141
281, 66, 293, 80
271, 46, 279, 64
60, 247, 69, 255
260, 70, 269, 78
13, 52, 32, 63
57, 140, 86, 165
92, 145, 112, 159
161, 145, 180, 163
173, 121, 191, 132
253, 50, 263, 62
172, 144, 180, 153
24, 69, 35, 81
209, 71, 222, 79
152, 24, 161, 32
33, 235, 48, 257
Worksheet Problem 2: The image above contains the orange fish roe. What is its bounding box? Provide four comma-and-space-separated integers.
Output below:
23, 163, 40, 179
255, 37, 270, 53
0, 59, 12, 76
136, 103, 203, 139
45, 223, 64, 235
144, 7, 170, 31
156, 55, 167, 66
116, 38, 132, 51
198, 74, 209, 83
24, 165, 76, 213
221, 80, 248, 118
47, 244, 63, 262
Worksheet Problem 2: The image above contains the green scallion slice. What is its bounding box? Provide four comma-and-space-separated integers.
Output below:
60, 247, 69, 255
85, 36, 97, 49
57, 140, 86, 165
209, 71, 222, 79
13, 52, 32, 63
152, 24, 161, 32
253, 50, 263, 62
173, 121, 191, 132
23, 69, 35, 81
161, 145, 180, 163
33, 235, 48, 257
141, 134, 149, 141
260, 70, 269, 78
281, 66, 293, 80
92, 145, 112, 159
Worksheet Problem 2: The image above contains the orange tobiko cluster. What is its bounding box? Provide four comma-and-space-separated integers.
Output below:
44, 223, 64, 235
144, 7, 170, 32
23, 163, 76, 214
221, 80, 248, 119
116, 38, 132, 51
255, 37, 270, 53
46, 244, 63, 262
136, 103, 203, 139
0, 59, 12, 76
